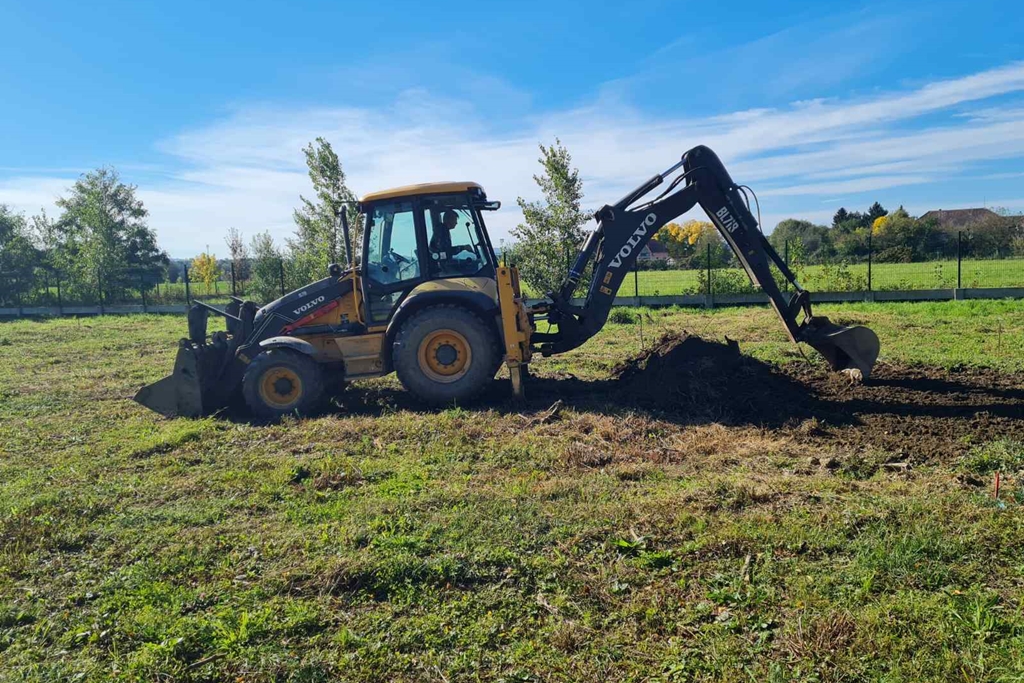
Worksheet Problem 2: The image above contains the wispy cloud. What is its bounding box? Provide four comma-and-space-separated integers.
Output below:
2, 62, 1024, 256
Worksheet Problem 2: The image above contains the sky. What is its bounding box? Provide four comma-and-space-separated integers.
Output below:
1, 0, 1023, 258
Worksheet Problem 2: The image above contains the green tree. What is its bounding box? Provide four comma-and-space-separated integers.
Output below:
250, 231, 283, 304
289, 137, 358, 282
867, 201, 888, 223
769, 219, 833, 262
0, 205, 41, 305
165, 260, 183, 284
509, 139, 589, 295
52, 167, 167, 301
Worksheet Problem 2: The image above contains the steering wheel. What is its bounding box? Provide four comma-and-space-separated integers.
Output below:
388, 249, 409, 264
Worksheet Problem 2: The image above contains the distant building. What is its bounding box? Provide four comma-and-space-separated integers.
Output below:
919, 208, 1000, 229
638, 239, 670, 261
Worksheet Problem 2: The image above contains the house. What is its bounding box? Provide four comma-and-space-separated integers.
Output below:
638, 239, 670, 261
919, 208, 1000, 229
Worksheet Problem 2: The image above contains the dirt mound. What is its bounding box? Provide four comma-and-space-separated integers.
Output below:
608, 332, 817, 426
603, 331, 1024, 462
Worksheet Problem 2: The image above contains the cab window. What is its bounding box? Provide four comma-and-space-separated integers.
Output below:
363, 200, 422, 322
364, 200, 421, 286
423, 198, 492, 278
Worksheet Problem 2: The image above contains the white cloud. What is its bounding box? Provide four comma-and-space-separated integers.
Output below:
3, 62, 1024, 256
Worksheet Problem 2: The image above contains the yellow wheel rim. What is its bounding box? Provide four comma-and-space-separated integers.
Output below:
418, 329, 472, 383
259, 367, 303, 408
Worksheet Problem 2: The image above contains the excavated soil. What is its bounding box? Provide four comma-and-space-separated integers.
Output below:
589, 332, 1024, 462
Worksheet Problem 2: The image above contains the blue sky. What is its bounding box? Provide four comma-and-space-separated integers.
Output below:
1, 0, 1023, 257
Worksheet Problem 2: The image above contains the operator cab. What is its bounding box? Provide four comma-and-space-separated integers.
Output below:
358, 182, 500, 323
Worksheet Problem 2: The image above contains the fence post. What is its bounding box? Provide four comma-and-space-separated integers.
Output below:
633, 262, 639, 302
957, 231, 962, 290
97, 269, 104, 315
140, 271, 148, 312
55, 269, 62, 315
184, 264, 191, 305
705, 242, 713, 309
279, 259, 286, 296
867, 231, 873, 292
231, 261, 237, 297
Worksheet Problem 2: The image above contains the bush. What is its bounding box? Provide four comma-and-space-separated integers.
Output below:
875, 246, 913, 263
608, 308, 638, 324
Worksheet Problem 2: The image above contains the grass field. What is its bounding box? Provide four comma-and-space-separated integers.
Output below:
2, 300, 1024, 681
590, 258, 1024, 298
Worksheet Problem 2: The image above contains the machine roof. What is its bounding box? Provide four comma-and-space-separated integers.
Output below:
360, 181, 483, 203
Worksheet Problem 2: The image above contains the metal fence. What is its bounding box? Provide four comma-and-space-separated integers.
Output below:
2, 232, 1023, 314
0, 257, 298, 311
621, 232, 1023, 298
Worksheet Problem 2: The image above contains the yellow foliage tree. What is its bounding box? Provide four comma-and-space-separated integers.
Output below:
190, 252, 221, 291
656, 220, 718, 259
871, 215, 889, 236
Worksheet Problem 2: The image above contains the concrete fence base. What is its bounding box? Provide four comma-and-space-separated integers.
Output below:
2, 287, 1023, 319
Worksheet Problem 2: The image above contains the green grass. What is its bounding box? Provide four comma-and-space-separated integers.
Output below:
2, 301, 1024, 681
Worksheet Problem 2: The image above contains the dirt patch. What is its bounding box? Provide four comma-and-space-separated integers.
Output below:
783, 362, 1024, 462
608, 333, 819, 426
597, 332, 1024, 462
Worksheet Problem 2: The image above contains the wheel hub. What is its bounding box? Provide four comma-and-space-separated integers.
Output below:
434, 343, 459, 367
259, 367, 303, 407
418, 329, 473, 383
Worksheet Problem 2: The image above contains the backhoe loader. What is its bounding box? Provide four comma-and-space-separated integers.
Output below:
135, 145, 880, 418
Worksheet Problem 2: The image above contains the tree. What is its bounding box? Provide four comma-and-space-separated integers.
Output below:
769, 219, 832, 262
53, 167, 167, 301
165, 260, 182, 284
191, 252, 221, 292
832, 208, 849, 229
0, 205, 40, 305
509, 139, 589, 294
289, 137, 358, 282
654, 220, 730, 268
224, 227, 250, 281
249, 231, 283, 304
867, 202, 888, 223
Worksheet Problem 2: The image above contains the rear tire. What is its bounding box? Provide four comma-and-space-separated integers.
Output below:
393, 305, 499, 406
242, 349, 324, 419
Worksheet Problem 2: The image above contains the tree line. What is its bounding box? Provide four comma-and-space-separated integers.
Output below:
3, 136, 1022, 307
0, 137, 359, 306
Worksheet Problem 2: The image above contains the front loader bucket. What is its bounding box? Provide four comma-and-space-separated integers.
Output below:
803, 320, 880, 379
133, 341, 205, 418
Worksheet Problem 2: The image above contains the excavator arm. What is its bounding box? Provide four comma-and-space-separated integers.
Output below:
533, 145, 880, 377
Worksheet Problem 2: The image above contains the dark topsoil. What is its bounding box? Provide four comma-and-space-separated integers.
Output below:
529, 332, 1024, 462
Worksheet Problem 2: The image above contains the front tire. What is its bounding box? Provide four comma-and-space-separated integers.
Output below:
242, 349, 324, 419
393, 305, 499, 406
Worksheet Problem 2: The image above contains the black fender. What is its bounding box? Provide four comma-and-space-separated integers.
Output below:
382, 289, 500, 373
259, 336, 318, 356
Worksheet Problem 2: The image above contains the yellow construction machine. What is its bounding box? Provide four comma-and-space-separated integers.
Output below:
135, 146, 880, 418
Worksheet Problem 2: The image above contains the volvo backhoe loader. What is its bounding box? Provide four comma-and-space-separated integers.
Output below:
135, 145, 880, 418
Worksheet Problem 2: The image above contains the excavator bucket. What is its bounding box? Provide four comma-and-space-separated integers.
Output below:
802, 321, 880, 379
133, 341, 206, 418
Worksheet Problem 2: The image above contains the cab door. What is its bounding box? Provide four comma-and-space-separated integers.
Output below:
361, 199, 427, 324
